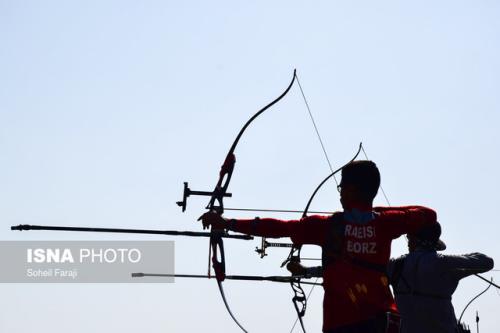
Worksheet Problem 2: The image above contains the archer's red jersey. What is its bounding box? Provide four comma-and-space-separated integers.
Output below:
230, 206, 437, 331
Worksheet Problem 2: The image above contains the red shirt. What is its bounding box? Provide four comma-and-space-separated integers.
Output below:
229, 206, 437, 331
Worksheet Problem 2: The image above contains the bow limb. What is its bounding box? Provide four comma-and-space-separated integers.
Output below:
206, 69, 297, 212
302, 142, 363, 217
458, 278, 492, 324
217, 280, 248, 333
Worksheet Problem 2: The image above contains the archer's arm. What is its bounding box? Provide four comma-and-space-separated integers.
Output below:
374, 205, 437, 239
225, 217, 300, 238
200, 212, 331, 245
441, 253, 494, 280
227, 215, 331, 246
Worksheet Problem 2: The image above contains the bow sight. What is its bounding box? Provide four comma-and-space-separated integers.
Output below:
176, 182, 232, 212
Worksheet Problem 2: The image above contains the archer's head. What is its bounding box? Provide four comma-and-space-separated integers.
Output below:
407, 222, 446, 252
338, 160, 380, 211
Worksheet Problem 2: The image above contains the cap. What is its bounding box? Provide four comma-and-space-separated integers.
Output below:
411, 222, 446, 251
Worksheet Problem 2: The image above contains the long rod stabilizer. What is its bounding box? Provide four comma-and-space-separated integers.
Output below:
11, 224, 253, 240
131, 272, 322, 286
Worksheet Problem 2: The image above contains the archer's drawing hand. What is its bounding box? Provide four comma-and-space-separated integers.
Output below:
198, 212, 227, 230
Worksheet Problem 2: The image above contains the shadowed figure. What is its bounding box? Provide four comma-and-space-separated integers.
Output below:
387, 223, 494, 333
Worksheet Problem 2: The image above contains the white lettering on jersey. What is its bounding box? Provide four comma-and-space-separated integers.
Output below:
346, 240, 377, 254
344, 225, 376, 239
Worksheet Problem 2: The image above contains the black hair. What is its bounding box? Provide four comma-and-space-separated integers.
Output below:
340, 160, 380, 202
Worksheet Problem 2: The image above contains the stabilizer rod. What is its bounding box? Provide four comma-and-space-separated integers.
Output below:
131, 272, 322, 286
11, 224, 253, 240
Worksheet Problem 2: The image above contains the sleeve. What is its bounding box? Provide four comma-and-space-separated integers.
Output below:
374, 205, 437, 239
440, 253, 494, 280
305, 266, 323, 278
226, 215, 331, 246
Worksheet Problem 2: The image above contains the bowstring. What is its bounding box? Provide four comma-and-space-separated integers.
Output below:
360, 146, 391, 206
289, 73, 334, 333
296, 74, 336, 178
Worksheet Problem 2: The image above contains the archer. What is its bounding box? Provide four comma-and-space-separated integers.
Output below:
387, 222, 494, 333
200, 160, 438, 333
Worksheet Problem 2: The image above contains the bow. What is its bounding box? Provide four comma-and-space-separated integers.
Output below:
281, 143, 363, 333
178, 69, 355, 332
176, 69, 298, 332
457, 274, 499, 329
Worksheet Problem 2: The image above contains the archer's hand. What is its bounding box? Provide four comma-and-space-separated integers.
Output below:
198, 212, 227, 230
286, 261, 308, 276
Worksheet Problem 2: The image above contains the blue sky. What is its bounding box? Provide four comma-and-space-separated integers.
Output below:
1, 1, 499, 332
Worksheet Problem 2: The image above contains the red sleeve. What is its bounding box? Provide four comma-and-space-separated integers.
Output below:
227, 215, 331, 246
374, 205, 437, 239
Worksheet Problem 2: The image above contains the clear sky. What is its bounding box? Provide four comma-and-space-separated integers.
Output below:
1, 1, 499, 332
